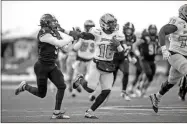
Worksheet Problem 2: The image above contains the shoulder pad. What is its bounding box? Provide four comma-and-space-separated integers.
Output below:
168, 16, 185, 27
89, 27, 102, 35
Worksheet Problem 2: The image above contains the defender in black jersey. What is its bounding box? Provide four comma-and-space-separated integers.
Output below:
134, 25, 159, 96
14, 14, 78, 119
113, 22, 141, 100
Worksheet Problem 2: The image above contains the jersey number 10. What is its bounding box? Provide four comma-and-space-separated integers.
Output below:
98, 44, 113, 59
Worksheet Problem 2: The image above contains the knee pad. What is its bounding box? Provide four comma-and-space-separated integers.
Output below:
159, 81, 174, 95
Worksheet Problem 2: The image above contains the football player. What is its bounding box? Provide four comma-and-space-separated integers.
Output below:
72, 20, 96, 97
14, 14, 80, 119
72, 13, 125, 119
178, 76, 187, 101
65, 27, 82, 97
113, 22, 141, 100
134, 25, 159, 97
149, 4, 187, 113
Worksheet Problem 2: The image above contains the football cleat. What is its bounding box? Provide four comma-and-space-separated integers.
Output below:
15, 81, 27, 95
76, 86, 82, 93
149, 94, 160, 113
51, 112, 70, 119
120, 91, 131, 101
85, 110, 98, 119
72, 74, 84, 89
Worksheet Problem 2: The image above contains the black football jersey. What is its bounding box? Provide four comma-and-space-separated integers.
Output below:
37, 31, 59, 64
139, 35, 159, 61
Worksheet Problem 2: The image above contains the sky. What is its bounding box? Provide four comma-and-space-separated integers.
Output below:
2, 1, 187, 37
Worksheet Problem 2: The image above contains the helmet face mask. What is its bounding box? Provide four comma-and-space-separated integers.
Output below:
100, 13, 118, 34
179, 4, 187, 22
40, 14, 60, 31
123, 22, 135, 36
148, 25, 157, 36
124, 28, 133, 36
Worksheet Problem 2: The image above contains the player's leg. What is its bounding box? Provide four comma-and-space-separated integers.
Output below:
149, 54, 187, 113
73, 61, 99, 93
85, 72, 113, 119
178, 76, 187, 101
119, 59, 131, 100
129, 60, 142, 96
15, 61, 48, 98
142, 61, 156, 96
48, 66, 69, 119
66, 53, 76, 92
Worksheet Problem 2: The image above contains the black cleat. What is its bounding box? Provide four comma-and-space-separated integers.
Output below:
72, 74, 83, 89
149, 94, 160, 113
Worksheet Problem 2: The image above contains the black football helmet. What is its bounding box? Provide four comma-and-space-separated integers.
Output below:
148, 24, 157, 36
40, 14, 60, 31
123, 22, 135, 36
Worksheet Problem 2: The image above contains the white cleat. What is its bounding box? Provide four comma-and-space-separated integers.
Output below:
15, 81, 27, 95
51, 112, 70, 119
121, 91, 131, 101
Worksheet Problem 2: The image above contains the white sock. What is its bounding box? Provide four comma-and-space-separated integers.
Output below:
54, 110, 60, 114
156, 92, 162, 100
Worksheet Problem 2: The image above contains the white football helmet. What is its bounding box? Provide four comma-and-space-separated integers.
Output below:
99, 13, 118, 34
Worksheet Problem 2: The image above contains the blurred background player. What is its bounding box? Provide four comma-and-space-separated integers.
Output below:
72, 13, 125, 119
134, 25, 159, 97
112, 22, 137, 101
149, 4, 187, 113
72, 20, 96, 97
65, 27, 82, 97
14, 14, 79, 119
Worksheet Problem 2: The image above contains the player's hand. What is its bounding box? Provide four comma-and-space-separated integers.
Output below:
110, 35, 121, 47
69, 30, 81, 40
161, 45, 171, 60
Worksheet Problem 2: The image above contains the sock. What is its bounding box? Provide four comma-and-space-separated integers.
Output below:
156, 92, 162, 100
54, 110, 60, 114
55, 89, 65, 110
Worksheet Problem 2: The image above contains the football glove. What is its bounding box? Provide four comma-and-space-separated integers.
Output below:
161, 45, 171, 60
110, 35, 121, 47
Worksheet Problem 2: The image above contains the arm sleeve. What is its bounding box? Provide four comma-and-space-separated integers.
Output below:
158, 24, 178, 46
40, 32, 74, 47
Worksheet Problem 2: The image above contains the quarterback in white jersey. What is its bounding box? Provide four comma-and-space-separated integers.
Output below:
72, 13, 125, 119
149, 4, 187, 113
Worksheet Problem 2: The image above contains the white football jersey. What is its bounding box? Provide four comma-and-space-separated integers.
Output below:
77, 38, 95, 60
89, 27, 125, 61
168, 17, 187, 56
